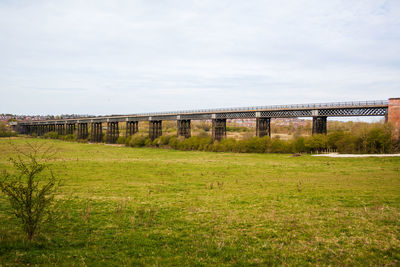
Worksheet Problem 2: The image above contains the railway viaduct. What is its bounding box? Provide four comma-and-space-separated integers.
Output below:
16, 98, 400, 143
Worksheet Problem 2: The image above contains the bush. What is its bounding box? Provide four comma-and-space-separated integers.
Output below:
63, 134, 75, 141
304, 134, 327, 152
0, 122, 17, 137
116, 136, 126, 144
128, 134, 148, 147
0, 143, 60, 240
42, 132, 59, 139
292, 136, 306, 153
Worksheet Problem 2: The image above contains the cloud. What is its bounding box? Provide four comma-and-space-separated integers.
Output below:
0, 0, 399, 115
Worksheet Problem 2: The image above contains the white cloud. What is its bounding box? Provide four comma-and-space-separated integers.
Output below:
0, 0, 399, 115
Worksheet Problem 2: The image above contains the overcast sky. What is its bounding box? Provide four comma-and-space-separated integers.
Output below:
1, 0, 399, 116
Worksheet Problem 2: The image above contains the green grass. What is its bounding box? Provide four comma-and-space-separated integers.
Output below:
0, 138, 399, 266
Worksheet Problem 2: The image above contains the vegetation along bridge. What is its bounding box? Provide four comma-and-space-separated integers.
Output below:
16, 98, 400, 143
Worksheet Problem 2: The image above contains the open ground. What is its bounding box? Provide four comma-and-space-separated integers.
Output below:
0, 138, 399, 265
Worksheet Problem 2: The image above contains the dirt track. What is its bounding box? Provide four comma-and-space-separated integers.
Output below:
312, 153, 400, 158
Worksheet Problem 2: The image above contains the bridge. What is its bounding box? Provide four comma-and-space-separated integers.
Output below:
16, 98, 400, 142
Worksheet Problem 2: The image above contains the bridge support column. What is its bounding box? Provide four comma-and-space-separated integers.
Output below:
149, 120, 162, 140
19, 125, 26, 134
38, 125, 44, 136
22, 125, 28, 135
177, 120, 191, 138
77, 123, 89, 140
106, 122, 119, 143
91, 122, 103, 143
33, 125, 38, 136
66, 123, 75, 135
56, 124, 65, 135
312, 116, 327, 135
126, 121, 138, 138
256, 118, 271, 137
388, 98, 400, 141
212, 119, 226, 141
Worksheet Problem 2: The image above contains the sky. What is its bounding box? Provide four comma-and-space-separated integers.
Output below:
0, 0, 399, 116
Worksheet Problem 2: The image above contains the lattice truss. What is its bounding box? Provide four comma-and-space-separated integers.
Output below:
260, 110, 312, 118
215, 112, 255, 119
181, 114, 212, 120
319, 107, 387, 116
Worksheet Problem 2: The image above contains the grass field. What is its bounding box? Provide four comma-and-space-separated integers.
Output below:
0, 138, 399, 266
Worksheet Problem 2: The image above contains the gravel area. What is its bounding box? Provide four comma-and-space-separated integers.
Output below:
312, 153, 400, 158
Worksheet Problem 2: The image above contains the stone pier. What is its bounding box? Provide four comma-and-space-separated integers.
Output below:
388, 98, 400, 140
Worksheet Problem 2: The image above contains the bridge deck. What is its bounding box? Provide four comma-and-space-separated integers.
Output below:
19, 100, 389, 124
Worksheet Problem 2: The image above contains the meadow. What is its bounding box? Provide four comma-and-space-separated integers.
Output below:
0, 138, 399, 265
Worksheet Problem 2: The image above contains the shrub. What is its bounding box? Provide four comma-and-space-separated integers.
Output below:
63, 134, 75, 141
335, 133, 357, 153
42, 132, 59, 139
0, 122, 18, 137
292, 136, 306, 153
116, 136, 126, 144
0, 143, 60, 240
304, 134, 327, 152
270, 137, 289, 153
128, 134, 148, 147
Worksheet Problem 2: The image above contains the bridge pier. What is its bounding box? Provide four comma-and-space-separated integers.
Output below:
56, 124, 65, 135
32, 125, 38, 135
42, 125, 47, 135
149, 120, 162, 140
38, 125, 44, 136
106, 121, 119, 143
126, 121, 138, 138
22, 125, 28, 135
388, 98, 400, 140
312, 116, 327, 135
91, 122, 103, 143
77, 123, 89, 140
256, 118, 271, 137
19, 125, 27, 134
177, 120, 191, 138
66, 123, 75, 135
212, 119, 226, 141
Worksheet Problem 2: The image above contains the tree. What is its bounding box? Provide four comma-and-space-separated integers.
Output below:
0, 143, 60, 240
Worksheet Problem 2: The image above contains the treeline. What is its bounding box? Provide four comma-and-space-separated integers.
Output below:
35, 123, 398, 154
0, 122, 18, 137
124, 124, 398, 154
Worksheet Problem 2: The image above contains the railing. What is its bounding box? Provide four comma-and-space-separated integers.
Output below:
129, 100, 388, 117
19, 100, 389, 123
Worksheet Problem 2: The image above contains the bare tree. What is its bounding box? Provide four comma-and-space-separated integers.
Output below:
0, 143, 60, 240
